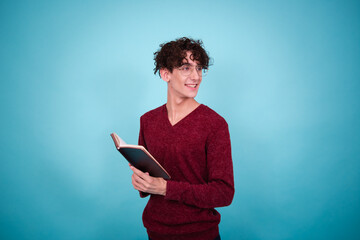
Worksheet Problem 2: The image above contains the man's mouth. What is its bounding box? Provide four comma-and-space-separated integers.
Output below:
185, 84, 198, 88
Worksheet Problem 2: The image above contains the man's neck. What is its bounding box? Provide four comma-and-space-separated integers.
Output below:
166, 97, 200, 126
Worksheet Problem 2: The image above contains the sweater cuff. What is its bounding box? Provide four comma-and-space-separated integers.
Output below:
165, 180, 185, 202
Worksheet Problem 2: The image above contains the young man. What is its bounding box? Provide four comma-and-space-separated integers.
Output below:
130, 37, 234, 240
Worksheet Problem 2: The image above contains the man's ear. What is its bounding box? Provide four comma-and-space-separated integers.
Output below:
160, 68, 170, 82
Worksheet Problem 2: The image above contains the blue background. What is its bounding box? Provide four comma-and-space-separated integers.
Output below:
1, 0, 359, 239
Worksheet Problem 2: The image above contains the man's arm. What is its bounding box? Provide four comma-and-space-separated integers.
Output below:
164, 121, 234, 208
136, 116, 151, 198
130, 165, 167, 196
131, 121, 234, 209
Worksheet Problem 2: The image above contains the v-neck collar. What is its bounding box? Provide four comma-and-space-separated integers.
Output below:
163, 104, 204, 128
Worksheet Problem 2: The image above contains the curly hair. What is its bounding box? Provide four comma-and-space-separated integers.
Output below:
153, 37, 211, 76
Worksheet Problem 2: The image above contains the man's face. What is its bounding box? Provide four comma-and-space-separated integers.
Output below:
166, 51, 202, 100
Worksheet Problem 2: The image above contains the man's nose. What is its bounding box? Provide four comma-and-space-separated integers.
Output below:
190, 67, 201, 79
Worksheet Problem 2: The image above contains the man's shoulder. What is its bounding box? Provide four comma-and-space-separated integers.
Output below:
140, 104, 165, 122
200, 104, 228, 127
201, 104, 227, 122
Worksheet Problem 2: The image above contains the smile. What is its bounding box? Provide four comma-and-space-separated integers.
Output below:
185, 84, 198, 88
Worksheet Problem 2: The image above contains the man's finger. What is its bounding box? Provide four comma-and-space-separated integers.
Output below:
132, 174, 146, 191
132, 172, 149, 188
130, 166, 151, 180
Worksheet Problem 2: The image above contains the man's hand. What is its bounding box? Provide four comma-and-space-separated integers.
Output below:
129, 164, 167, 196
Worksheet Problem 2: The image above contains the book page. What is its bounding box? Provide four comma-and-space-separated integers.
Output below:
110, 133, 127, 149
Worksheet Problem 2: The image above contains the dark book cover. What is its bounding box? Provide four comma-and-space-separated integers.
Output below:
111, 133, 171, 180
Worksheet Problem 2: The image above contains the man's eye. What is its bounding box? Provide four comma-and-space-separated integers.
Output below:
183, 66, 190, 71
196, 66, 203, 71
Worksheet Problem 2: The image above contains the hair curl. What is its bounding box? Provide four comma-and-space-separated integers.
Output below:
153, 37, 211, 76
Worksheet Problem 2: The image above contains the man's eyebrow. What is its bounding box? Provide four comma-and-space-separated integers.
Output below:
181, 63, 202, 67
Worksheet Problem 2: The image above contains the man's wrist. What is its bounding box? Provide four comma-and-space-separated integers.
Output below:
161, 179, 167, 196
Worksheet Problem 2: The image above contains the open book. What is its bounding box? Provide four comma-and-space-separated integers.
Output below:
110, 133, 171, 180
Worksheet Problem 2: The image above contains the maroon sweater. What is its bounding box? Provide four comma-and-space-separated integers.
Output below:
138, 104, 234, 240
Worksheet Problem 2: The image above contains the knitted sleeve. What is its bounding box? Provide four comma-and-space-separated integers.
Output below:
138, 116, 150, 198
164, 121, 234, 208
